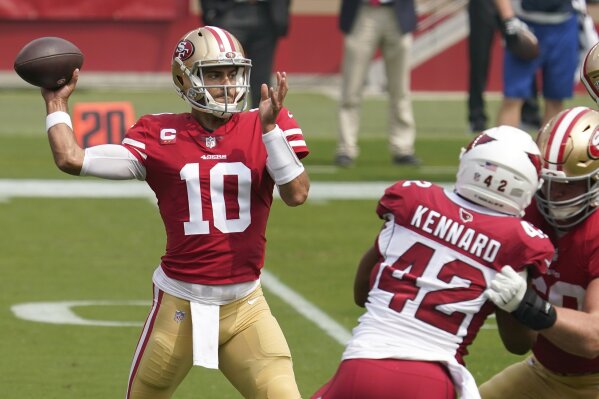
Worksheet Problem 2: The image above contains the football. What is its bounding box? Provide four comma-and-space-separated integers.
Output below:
507, 28, 540, 61
14, 37, 84, 90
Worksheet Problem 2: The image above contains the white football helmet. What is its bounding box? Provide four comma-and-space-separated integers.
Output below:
535, 107, 599, 229
171, 26, 251, 117
455, 125, 542, 217
581, 41, 599, 105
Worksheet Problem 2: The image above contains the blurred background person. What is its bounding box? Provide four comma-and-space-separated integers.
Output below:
334, 0, 419, 168
496, 0, 579, 128
200, 0, 291, 109
467, 0, 541, 134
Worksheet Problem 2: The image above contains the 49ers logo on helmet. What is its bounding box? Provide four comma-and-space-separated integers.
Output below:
174, 40, 194, 61
589, 127, 599, 159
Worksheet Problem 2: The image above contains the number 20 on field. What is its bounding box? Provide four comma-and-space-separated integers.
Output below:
72, 102, 136, 148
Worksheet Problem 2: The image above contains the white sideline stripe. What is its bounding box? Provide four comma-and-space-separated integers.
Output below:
11, 300, 147, 327
4, 179, 496, 343
261, 270, 352, 345
0, 179, 155, 199
0, 179, 453, 200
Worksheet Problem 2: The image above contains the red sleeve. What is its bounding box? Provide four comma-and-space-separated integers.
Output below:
582, 219, 599, 279
589, 247, 599, 279
503, 220, 554, 278
122, 116, 151, 164
376, 181, 408, 220
276, 107, 309, 159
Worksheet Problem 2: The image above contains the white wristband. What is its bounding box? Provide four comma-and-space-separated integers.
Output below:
46, 111, 73, 132
262, 124, 304, 185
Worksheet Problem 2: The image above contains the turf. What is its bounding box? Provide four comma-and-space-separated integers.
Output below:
0, 87, 592, 398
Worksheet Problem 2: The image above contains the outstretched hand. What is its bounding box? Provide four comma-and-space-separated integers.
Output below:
259, 72, 288, 133
41, 69, 79, 113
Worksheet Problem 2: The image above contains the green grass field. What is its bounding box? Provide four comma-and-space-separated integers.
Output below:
0, 87, 592, 398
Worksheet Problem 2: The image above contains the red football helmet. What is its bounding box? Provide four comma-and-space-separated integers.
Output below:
171, 26, 251, 117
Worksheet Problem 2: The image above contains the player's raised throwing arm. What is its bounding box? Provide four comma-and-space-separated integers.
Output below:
41, 69, 144, 180
42, 69, 84, 175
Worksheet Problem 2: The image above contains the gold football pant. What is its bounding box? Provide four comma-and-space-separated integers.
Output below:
479, 356, 599, 399
126, 285, 301, 399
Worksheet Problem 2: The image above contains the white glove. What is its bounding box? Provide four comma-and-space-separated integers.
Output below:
484, 266, 528, 312
502, 17, 529, 37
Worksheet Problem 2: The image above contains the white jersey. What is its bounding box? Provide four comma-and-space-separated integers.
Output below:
342, 181, 554, 397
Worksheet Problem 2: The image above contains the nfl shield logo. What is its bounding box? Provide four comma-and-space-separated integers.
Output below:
174, 310, 185, 323
206, 136, 216, 148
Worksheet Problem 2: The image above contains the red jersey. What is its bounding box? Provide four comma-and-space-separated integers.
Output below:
342, 181, 554, 367
122, 107, 308, 285
525, 201, 599, 374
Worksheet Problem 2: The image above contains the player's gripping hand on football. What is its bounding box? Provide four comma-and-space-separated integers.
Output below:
40, 69, 85, 175
41, 69, 79, 114
485, 265, 556, 330
259, 71, 288, 134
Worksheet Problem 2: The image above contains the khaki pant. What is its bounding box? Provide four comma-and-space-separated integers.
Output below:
479, 356, 599, 399
337, 4, 415, 159
126, 286, 300, 399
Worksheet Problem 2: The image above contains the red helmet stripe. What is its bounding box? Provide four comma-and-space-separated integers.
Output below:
546, 107, 589, 171
544, 109, 570, 169
220, 29, 237, 52
204, 26, 229, 52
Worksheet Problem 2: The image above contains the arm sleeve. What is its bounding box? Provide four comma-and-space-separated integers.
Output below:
376, 181, 406, 219
80, 144, 146, 180
275, 107, 310, 159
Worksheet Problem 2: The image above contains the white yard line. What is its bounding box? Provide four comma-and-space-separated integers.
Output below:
0, 179, 452, 201
261, 270, 352, 345
4, 179, 496, 342
0, 179, 368, 342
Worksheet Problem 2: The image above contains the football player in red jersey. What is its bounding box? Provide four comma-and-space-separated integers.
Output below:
480, 107, 599, 399
40, 26, 309, 399
311, 126, 554, 399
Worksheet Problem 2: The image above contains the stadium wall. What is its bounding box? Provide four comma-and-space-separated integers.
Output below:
0, 0, 596, 92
